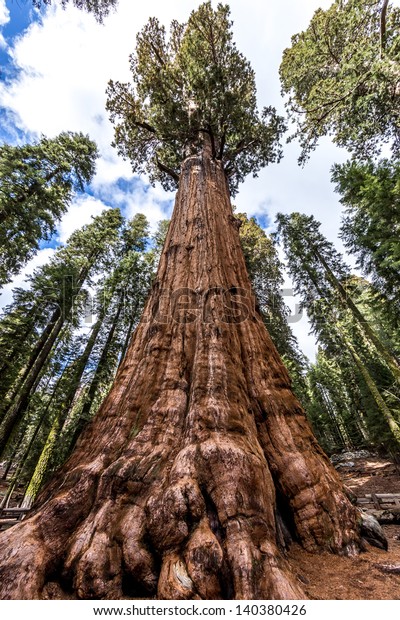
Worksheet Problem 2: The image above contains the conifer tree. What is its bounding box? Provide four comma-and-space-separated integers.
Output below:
276, 213, 400, 449
0, 208, 123, 456
32, 0, 118, 22
276, 212, 400, 382
0, 132, 98, 287
306, 349, 370, 453
280, 0, 400, 163
332, 158, 400, 317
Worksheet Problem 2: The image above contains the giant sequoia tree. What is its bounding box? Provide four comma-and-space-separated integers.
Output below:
0, 3, 376, 600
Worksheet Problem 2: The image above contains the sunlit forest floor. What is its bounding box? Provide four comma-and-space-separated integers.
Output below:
290, 452, 400, 599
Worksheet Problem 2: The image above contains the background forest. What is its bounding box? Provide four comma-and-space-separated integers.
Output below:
0, 0, 399, 515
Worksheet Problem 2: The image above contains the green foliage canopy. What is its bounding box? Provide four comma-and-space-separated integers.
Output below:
32, 0, 118, 22
0, 132, 98, 288
332, 158, 400, 313
106, 2, 285, 195
280, 0, 400, 162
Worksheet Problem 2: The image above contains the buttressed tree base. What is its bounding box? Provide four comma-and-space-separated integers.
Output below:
0, 145, 364, 600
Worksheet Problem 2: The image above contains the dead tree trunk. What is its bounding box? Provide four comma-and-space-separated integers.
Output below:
0, 149, 363, 600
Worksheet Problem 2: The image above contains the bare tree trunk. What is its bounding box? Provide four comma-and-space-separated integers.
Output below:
0, 149, 362, 600
66, 295, 124, 454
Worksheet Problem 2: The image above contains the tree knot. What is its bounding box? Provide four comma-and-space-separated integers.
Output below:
229, 215, 242, 230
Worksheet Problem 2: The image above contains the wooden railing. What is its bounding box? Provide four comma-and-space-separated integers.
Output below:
356, 493, 400, 510
0, 507, 30, 531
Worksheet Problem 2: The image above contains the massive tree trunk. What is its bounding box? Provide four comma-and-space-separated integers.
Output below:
0, 149, 362, 600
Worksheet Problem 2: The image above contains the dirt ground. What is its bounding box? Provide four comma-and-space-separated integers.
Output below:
289, 451, 400, 599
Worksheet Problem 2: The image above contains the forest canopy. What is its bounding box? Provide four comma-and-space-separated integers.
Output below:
106, 2, 286, 194
280, 0, 400, 163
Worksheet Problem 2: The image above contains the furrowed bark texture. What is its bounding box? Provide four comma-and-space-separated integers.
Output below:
0, 150, 361, 600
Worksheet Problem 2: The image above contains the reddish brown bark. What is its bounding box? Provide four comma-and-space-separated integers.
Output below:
0, 148, 362, 600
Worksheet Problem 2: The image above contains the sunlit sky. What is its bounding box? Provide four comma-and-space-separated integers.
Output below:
0, 0, 386, 361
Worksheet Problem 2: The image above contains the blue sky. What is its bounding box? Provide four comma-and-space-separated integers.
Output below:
0, 0, 379, 360
1, 2, 33, 62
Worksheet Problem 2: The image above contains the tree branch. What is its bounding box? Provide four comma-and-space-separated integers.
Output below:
156, 158, 180, 184
218, 133, 225, 160
150, 42, 166, 68
223, 138, 257, 167
112, 92, 159, 137
134, 120, 158, 135
380, 0, 389, 57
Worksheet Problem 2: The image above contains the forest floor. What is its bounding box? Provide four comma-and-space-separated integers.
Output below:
289, 450, 400, 599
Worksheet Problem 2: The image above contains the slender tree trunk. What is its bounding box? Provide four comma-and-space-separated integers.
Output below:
16, 365, 79, 509
0, 315, 64, 456
314, 248, 400, 382
59, 313, 106, 424
318, 384, 350, 449
67, 296, 124, 452
21, 419, 60, 510
118, 303, 139, 369
1, 442, 19, 482
1, 425, 41, 510
0, 148, 363, 600
380, 0, 389, 55
345, 338, 400, 444
0, 308, 61, 407
0, 367, 56, 479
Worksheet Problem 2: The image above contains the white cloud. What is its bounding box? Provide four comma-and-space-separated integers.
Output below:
93, 176, 174, 230
0, 0, 9, 26
57, 194, 110, 243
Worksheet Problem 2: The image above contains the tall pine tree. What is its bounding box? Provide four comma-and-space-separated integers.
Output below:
0, 208, 123, 457
332, 158, 400, 317
0, 132, 98, 288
